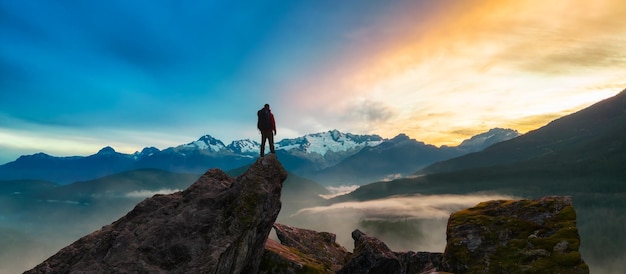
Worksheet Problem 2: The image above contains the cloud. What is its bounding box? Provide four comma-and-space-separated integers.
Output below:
282, 193, 518, 252
319, 185, 360, 199
293, 193, 517, 220
337, 99, 395, 133
330, 0, 626, 145
125, 189, 182, 198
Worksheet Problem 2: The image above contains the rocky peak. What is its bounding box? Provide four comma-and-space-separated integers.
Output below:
457, 128, 520, 151
269, 223, 350, 272
338, 229, 404, 273
227, 139, 260, 154
96, 146, 116, 155
25, 154, 287, 274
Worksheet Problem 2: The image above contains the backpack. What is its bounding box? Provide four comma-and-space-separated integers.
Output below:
257, 109, 272, 130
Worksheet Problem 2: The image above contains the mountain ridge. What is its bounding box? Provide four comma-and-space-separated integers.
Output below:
417, 88, 626, 176
0, 129, 519, 185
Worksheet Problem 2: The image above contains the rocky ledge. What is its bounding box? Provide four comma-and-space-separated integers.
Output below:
25, 154, 287, 274
263, 196, 588, 274
25, 155, 587, 273
442, 196, 589, 274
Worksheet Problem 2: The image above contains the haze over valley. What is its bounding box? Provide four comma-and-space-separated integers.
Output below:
2, 1, 626, 273
2, 90, 625, 273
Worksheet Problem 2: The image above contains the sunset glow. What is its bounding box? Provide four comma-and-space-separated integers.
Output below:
1, 0, 625, 163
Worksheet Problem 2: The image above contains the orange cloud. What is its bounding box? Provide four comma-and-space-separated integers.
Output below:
337, 0, 626, 145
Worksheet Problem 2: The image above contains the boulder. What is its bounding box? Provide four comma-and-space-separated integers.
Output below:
260, 239, 328, 274
442, 196, 589, 274
25, 154, 287, 274
270, 223, 350, 272
395, 251, 443, 274
338, 229, 404, 274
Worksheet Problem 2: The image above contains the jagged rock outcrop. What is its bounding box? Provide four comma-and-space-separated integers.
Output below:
336, 229, 443, 274
25, 154, 287, 274
442, 196, 589, 274
261, 239, 329, 273
338, 229, 404, 274
262, 196, 587, 274
260, 223, 350, 273
395, 251, 443, 274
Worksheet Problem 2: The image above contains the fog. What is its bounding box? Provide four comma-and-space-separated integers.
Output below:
279, 193, 517, 252
0, 197, 143, 273
3, 190, 624, 273
125, 188, 182, 198
318, 185, 359, 199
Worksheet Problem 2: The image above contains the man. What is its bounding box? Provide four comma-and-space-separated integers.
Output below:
257, 103, 276, 157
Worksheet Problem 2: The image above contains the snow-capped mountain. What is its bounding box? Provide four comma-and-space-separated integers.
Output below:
457, 128, 520, 151
0, 128, 519, 185
177, 135, 228, 152
227, 139, 260, 154
132, 147, 160, 160
276, 130, 384, 156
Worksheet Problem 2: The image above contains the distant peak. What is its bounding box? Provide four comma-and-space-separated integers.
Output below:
140, 147, 160, 154
198, 135, 225, 145
97, 146, 116, 154
199, 134, 215, 140
391, 133, 410, 141
17, 152, 52, 161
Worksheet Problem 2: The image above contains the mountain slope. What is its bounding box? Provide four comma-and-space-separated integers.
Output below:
311, 129, 519, 186
332, 89, 626, 272
417, 89, 626, 176
311, 134, 458, 185
0, 147, 138, 184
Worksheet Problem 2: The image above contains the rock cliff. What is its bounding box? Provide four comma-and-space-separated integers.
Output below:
260, 223, 350, 273
25, 156, 587, 273
442, 196, 589, 274
264, 196, 587, 274
25, 154, 287, 274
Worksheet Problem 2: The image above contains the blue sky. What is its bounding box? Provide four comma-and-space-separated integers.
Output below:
1, 0, 625, 164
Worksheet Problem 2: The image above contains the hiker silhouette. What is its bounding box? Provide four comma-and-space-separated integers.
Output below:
257, 104, 276, 157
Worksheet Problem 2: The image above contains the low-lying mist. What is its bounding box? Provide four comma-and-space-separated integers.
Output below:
278, 193, 517, 252
0, 195, 148, 273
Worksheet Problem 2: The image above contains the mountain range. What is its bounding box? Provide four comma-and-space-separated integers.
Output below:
332, 89, 626, 271
1, 88, 625, 273
336, 89, 626, 201
0, 128, 519, 186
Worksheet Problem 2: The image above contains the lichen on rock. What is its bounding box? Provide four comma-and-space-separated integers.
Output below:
442, 196, 589, 274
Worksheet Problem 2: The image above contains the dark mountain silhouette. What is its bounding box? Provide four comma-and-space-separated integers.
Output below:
332, 89, 626, 271
0, 179, 58, 196
33, 169, 201, 205
417, 89, 626, 177
0, 129, 517, 186
336, 89, 626, 202
0, 147, 139, 184
311, 134, 459, 185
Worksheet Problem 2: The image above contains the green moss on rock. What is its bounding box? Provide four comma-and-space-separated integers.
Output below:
442, 196, 589, 274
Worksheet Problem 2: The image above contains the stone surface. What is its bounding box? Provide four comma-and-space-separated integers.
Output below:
395, 251, 443, 274
259, 223, 351, 274
442, 196, 589, 274
25, 154, 287, 274
338, 229, 404, 274
271, 223, 350, 272
260, 239, 327, 274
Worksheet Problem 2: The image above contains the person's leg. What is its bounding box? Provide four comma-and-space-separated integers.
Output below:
268, 133, 275, 154
260, 132, 267, 157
